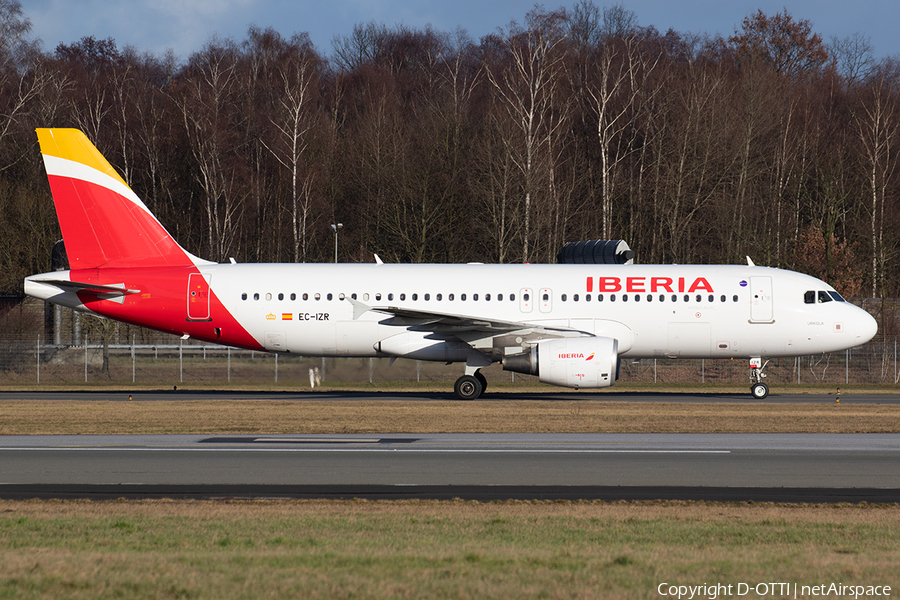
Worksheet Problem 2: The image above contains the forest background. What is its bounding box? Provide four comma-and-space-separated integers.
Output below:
0, 0, 897, 306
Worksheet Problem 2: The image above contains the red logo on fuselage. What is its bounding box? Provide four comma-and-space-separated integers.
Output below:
586, 276, 714, 294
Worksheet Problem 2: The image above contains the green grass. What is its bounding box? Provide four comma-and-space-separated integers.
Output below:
1, 500, 898, 599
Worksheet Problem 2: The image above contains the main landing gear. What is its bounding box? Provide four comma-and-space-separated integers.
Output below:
454, 370, 488, 400
749, 357, 769, 399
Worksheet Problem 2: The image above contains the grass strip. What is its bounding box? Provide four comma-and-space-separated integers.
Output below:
1, 499, 898, 600
1, 399, 899, 434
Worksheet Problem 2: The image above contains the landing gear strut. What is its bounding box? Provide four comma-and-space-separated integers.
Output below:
749, 357, 769, 399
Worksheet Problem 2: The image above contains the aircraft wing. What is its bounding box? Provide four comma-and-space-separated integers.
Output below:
347, 297, 589, 339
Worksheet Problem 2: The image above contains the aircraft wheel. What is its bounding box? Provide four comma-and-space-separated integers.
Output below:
474, 371, 488, 394
454, 375, 483, 400
750, 382, 769, 400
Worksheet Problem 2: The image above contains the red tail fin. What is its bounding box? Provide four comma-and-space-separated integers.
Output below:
36, 128, 210, 269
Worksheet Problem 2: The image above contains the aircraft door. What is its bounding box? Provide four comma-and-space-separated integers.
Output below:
519, 288, 533, 313
187, 273, 211, 321
749, 276, 773, 323
539, 288, 552, 313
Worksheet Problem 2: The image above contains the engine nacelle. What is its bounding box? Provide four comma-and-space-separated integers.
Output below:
502, 337, 619, 389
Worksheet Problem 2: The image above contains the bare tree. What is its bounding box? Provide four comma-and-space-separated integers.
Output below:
852, 60, 899, 298
177, 39, 244, 262
485, 8, 568, 262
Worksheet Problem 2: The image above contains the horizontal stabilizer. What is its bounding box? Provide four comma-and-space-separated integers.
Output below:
35, 279, 141, 296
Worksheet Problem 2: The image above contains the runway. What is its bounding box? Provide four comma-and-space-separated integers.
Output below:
2, 390, 900, 403
1, 433, 899, 503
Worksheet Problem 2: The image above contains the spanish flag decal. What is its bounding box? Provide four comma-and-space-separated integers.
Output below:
282, 313, 293, 321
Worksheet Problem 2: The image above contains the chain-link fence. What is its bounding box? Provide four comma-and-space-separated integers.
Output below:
2, 297, 896, 387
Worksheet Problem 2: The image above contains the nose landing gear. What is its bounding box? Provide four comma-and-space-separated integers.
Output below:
749, 357, 769, 399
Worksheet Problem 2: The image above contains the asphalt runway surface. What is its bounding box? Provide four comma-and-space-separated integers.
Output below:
2, 390, 900, 403
1, 431, 899, 503
2, 390, 899, 502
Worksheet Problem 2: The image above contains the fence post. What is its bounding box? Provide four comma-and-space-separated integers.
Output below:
84, 334, 88, 383
275, 353, 278, 382
132, 334, 136, 383
36, 334, 40, 384
179, 338, 183, 383
228, 347, 231, 383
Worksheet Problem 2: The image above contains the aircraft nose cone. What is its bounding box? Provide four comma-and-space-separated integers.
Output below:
856, 308, 878, 344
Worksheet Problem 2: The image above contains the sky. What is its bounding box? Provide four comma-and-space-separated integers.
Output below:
22, 0, 900, 62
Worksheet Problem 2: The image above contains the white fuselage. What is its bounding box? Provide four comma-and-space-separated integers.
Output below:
199, 262, 876, 359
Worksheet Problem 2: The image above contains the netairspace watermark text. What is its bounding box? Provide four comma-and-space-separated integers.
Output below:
658, 582, 892, 599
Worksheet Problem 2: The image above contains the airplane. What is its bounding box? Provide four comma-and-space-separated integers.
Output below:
23, 128, 879, 400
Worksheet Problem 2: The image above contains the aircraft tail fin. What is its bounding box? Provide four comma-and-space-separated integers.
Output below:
36, 128, 210, 269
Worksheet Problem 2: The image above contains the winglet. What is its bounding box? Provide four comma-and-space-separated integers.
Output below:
36, 128, 211, 269
746, 256, 755, 267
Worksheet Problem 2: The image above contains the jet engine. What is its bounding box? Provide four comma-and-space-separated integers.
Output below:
502, 337, 619, 389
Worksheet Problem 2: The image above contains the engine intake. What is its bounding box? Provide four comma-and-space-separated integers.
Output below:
502, 337, 619, 389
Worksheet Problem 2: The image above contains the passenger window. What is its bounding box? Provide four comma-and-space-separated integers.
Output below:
241, 293, 247, 301
339, 293, 346, 300
266, 293, 272, 301
695, 294, 701, 302
400, 293, 406, 301
659, 295, 664, 302
498, 294, 503, 301
302, 293, 308, 301
804, 291, 815, 304
510, 294, 515, 301
586, 294, 591, 302
388, 293, 394, 301
720, 295, 725, 303
291, 293, 296, 301
732, 295, 738, 302
647, 294, 652, 302
486, 294, 491, 301
375, 293, 381, 301
461, 294, 467, 301
327, 293, 333, 301
523, 293, 529, 301
708, 295, 714, 302
610, 294, 616, 302
683, 294, 689, 302
424, 293, 430, 301
561, 294, 567, 302
634, 294, 640, 302
449, 293, 455, 301
598, 294, 604, 302
671, 295, 677, 302
278, 293, 284, 301
314, 293, 321, 300
574, 294, 579, 302
623, 294, 628, 302
436, 294, 442, 301
412, 293, 418, 301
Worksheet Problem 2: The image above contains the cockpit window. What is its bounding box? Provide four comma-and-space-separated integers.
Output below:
817, 291, 832, 303
828, 291, 846, 302
804, 290, 815, 304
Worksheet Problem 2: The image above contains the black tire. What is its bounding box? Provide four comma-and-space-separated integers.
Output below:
750, 382, 769, 400
454, 375, 483, 400
474, 371, 488, 394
